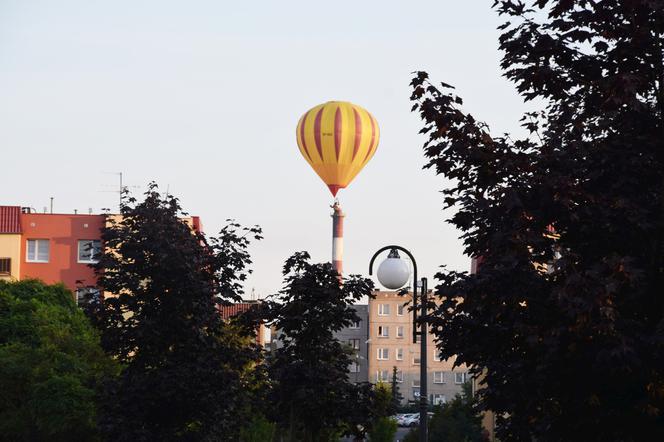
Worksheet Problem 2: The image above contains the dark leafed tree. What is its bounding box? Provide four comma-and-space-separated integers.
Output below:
90, 183, 263, 442
266, 252, 375, 441
390, 366, 403, 414
410, 1, 664, 441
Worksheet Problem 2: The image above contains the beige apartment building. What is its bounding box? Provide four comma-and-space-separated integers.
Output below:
368, 290, 470, 406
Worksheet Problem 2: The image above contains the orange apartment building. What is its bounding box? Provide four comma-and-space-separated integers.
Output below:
0, 206, 110, 300
0, 206, 203, 300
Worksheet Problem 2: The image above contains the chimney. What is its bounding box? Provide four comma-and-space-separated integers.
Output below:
331, 201, 344, 276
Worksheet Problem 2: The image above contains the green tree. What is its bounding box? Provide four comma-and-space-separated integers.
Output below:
0, 279, 117, 442
428, 383, 484, 442
90, 184, 263, 441
390, 366, 403, 412
266, 252, 375, 441
367, 417, 397, 442
410, 1, 664, 440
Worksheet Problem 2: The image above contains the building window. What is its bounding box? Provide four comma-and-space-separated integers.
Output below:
78, 240, 101, 263
349, 320, 361, 329
376, 370, 389, 382
377, 348, 389, 360
395, 370, 404, 383
378, 304, 390, 316
413, 356, 421, 365
433, 350, 443, 362
396, 326, 404, 338
0, 258, 10, 275
415, 334, 422, 343
431, 394, 446, 405
396, 348, 403, 360
378, 325, 389, 338
76, 287, 101, 306
348, 339, 360, 350
412, 379, 420, 387
397, 303, 405, 316
349, 362, 360, 373
434, 371, 446, 384
27, 239, 49, 263
412, 387, 420, 399
454, 372, 468, 384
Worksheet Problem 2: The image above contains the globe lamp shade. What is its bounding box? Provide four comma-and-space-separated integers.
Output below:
376, 250, 410, 289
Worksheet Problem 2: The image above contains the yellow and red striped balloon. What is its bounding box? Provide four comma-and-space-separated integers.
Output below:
296, 101, 379, 196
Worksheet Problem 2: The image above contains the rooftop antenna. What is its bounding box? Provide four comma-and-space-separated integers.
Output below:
100, 172, 140, 212
50, 197, 54, 214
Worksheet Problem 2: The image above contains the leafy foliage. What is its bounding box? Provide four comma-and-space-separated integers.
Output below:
90, 184, 263, 441
239, 414, 276, 442
428, 382, 485, 442
0, 279, 117, 442
410, 1, 664, 440
266, 252, 375, 441
367, 416, 397, 442
390, 366, 404, 412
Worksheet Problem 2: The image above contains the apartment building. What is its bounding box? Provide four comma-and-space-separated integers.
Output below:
368, 290, 470, 406
334, 304, 369, 383
0, 205, 201, 303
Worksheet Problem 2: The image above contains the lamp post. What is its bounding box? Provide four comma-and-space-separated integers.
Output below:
369, 245, 428, 442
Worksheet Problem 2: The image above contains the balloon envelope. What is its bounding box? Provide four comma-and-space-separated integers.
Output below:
296, 101, 380, 196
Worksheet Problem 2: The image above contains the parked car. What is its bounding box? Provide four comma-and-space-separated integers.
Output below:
403, 414, 420, 427
395, 413, 416, 427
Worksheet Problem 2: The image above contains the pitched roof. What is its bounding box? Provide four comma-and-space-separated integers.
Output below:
0, 206, 21, 234
218, 303, 256, 320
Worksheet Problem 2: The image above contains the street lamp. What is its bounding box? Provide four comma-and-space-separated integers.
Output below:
369, 245, 428, 442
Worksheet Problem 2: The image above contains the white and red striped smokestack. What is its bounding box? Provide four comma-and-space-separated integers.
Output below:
331, 200, 344, 276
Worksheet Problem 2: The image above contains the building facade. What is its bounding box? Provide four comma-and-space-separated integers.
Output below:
368, 290, 470, 406
0, 206, 201, 303
333, 304, 369, 383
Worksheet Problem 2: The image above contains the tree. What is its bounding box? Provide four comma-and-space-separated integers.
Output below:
0, 279, 117, 442
390, 366, 403, 412
428, 382, 485, 442
266, 252, 375, 441
90, 184, 263, 441
410, 1, 664, 440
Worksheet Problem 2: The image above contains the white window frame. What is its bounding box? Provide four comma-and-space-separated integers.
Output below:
349, 362, 360, 373
348, 338, 360, 350
395, 370, 404, 383
413, 355, 421, 365
376, 370, 389, 382
396, 326, 404, 338
432, 394, 446, 405
377, 348, 389, 360
397, 303, 405, 316
433, 350, 443, 362
378, 304, 390, 316
76, 287, 101, 306
396, 348, 403, 361
412, 379, 420, 387
433, 371, 445, 384
77, 239, 101, 264
378, 325, 389, 338
454, 372, 468, 384
0, 257, 11, 275
349, 320, 361, 329
26, 239, 49, 263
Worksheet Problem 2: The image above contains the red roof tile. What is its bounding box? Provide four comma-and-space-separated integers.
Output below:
218, 303, 255, 320
0, 206, 21, 234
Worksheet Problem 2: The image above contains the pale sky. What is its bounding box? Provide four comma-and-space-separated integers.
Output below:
0, 1, 536, 298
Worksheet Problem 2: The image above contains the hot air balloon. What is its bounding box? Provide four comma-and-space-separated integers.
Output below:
296, 101, 380, 197
295, 100, 379, 277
